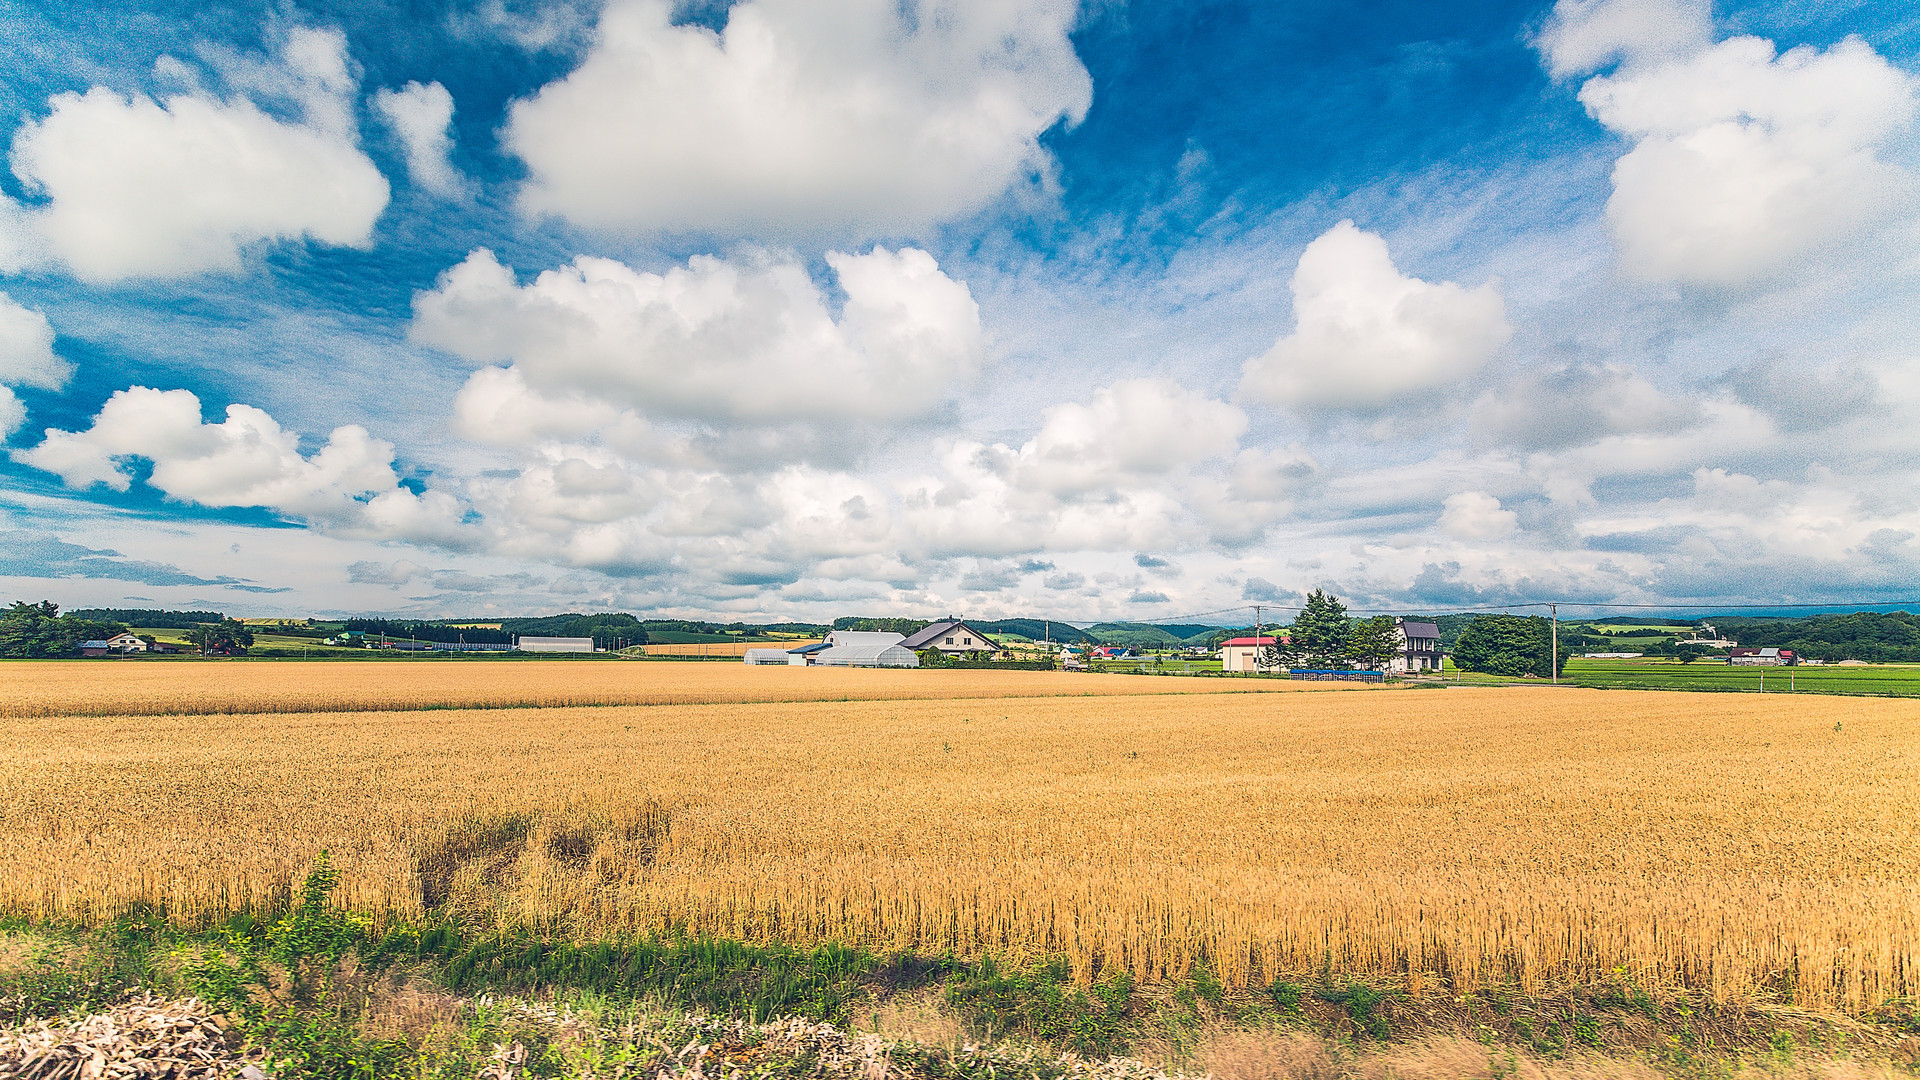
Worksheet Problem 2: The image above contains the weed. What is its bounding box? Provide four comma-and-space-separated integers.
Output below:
1316, 981, 1390, 1039
943, 956, 1134, 1056
1268, 979, 1303, 1013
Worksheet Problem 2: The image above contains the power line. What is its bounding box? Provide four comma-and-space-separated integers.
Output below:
1138, 598, 1920, 625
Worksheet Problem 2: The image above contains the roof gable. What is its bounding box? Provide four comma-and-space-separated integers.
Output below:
898, 620, 1000, 650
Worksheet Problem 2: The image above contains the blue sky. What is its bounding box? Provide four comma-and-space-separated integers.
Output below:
1, 0, 1917, 621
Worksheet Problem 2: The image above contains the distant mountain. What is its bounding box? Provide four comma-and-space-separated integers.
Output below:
971, 619, 1094, 644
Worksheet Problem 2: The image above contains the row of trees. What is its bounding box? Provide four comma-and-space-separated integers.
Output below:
1453, 614, 1566, 678
1243, 592, 1565, 678
0, 601, 129, 658
1254, 591, 1402, 670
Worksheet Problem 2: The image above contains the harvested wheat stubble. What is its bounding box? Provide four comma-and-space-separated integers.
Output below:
0, 995, 258, 1080
0, 662, 1360, 719
4, 686, 1917, 1010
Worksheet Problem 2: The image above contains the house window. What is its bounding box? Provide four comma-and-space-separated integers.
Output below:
963, 637, 972, 645
945, 637, 954, 644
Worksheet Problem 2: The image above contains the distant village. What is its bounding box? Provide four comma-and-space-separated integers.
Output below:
16, 602, 1905, 669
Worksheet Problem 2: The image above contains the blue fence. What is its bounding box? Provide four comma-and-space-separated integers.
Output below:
1288, 669, 1385, 682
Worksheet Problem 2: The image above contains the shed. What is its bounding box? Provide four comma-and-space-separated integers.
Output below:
1219, 636, 1278, 673
791, 630, 920, 668
516, 636, 595, 653
743, 648, 792, 666
813, 643, 919, 668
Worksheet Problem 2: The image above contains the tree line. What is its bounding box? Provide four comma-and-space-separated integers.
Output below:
1245, 591, 1566, 678
1, 602, 255, 657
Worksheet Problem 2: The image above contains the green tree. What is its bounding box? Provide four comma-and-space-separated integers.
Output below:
1453, 615, 1566, 678
1345, 616, 1401, 670
0, 601, 130, 657
193, 619, 256, 655
1258, 636, 1305, 672
1288, 590, 1351, 667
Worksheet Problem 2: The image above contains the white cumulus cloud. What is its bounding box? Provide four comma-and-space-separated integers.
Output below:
1237, 221, 1512, 411
6, 28, 389, 282
13, 386, 464, 540
372, 80, 465, 196
1438, 491, 1520, 540
413, 245, 983, 424
0, 292, 70, 392
1537, 0, 1711, 78
1016, 378, 1247, 496
0, 292, 70, 440
503, 0, 1091, 235
1542, 0, 1918, 286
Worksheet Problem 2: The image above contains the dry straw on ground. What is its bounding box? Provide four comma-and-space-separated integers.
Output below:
0, 994, 256, 1080
2, 673, 1916, 1012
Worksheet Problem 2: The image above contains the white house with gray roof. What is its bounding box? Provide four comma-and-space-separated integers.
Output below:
1389, 619, 1443, 674
898, 619, 1001, 657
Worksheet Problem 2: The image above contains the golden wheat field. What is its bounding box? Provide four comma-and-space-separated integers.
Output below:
0, 660, 1335, 718
3, 663, 1916, 1013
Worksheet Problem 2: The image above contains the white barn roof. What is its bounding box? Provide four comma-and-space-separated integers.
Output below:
813, 644, 919, 667
826, 630, 906, 648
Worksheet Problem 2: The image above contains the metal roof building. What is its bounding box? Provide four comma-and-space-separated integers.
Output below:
744, 630, 919, 668
813, 642, 918, 667
516, 636, 595, 653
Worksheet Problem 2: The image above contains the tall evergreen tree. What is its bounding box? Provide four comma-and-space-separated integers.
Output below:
1288, 590, 1351, 667
1345, 616, 1401, 670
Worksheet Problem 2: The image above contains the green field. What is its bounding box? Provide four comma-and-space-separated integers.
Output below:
1441, 656, 1920, 696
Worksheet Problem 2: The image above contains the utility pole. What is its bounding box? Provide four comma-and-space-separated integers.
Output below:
1550, 603, 1558, 685
1253, 605, 1263, 674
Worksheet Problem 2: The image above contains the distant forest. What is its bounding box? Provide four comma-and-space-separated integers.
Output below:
70, 609, 225, 629
1716, 611, 1920, 662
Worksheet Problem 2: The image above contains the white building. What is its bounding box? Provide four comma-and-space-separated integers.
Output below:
1387, 620, 1441, 674
753, 631, 919, 668
516, 636, 595, 653
104, 632, 147, 653
1219, 635, 1279, 672
898, 619, 1001, 656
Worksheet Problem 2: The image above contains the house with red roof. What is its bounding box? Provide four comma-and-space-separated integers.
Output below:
1219, 635, 1279, 672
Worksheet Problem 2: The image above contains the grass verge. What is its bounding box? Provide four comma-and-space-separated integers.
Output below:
4, 859, 1917, 1079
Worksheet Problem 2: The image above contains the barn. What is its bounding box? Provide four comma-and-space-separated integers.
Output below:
743, 631, 919, 668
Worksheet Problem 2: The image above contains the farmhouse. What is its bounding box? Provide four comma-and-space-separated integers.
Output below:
1219, 636, 1278, 673
104, 632, 147, 653
1388, 619, 1441, 674
899, 619, 1001, 657
77, 639, 112, 658
1728, 647, 1796, 666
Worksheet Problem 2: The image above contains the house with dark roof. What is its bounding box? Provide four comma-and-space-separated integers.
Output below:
898, 619, 1001, 657
1390, 619, 1442, 674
